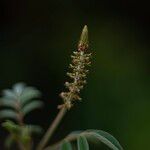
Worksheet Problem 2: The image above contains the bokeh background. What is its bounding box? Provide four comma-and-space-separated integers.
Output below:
0, 0, 150, 149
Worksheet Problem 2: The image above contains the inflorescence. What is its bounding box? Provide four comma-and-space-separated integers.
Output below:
59, 25, 91, 109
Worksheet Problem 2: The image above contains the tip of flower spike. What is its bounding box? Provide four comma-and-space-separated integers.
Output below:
83, 25, 88, 33
78, 25, 89, 51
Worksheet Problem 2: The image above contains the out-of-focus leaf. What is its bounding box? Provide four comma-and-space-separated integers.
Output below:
61, 141, 72, 150
20, 87, 41, 105
77, 136, 89, 150
26, 125, 43, 134
0, 83, 41, 105
2, 89, 17, 100
0, 83, 42, 121
22, 101, 43, 115
2, 120, 21, 134
0, 99, 16, 108
13, 82, 26, 96
0, 110, 17, 120
86, 130, 123, 150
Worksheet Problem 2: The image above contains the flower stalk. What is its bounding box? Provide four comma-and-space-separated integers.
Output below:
37, 25, 91, 150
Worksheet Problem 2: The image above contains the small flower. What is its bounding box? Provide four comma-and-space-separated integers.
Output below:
59, 25, 91, 109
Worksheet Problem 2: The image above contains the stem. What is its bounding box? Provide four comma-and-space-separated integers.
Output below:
16, 104, 25, 150
16, 102, 32, 150
37, 107, 67, 150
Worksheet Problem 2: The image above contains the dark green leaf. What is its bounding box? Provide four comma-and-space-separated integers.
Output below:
22, 101, 43, 115
61, 141, 72, 150
77, 136, 89, 150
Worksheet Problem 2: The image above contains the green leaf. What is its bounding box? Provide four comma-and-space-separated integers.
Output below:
22, 101, 43, 115
26, 125, 43, 134
1, 83, 41, 104
0, 83, 42, 119
20, 87, 41, 105
61, 141, 72, 150
0, 98, 16, 108
2, 89, 17, 100
77, 136, 89, 150
13, 82, 26, 96
86, 130, 123, 150
0, 110, 17, 120
2, 120, 21, 134
67, 130, 123, 150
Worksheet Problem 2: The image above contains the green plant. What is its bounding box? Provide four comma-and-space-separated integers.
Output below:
0, 26, 123, 150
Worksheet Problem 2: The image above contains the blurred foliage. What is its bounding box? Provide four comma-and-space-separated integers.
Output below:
0, 82, 43, 121
0, 83, 43, 149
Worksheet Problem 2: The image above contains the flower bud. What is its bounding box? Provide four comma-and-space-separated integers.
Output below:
78, 25, 89, 51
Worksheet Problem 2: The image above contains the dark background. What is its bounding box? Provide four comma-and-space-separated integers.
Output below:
0, 0, 150, 149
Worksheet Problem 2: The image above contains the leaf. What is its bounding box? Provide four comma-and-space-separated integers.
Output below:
0, 83, 43, 123
66, 129, 123, 150
0, 98, 16, 108
77, 136, 89, 150
2, 89, 17, 100
2, 120, 21, 134
61, 141, 72, 150
13, 82, 26, 96
20, 87, 41, 105
22, 101, 43, 115
0, 110, 17, 120
86, 130, 123, 150
26, 125, 43, 134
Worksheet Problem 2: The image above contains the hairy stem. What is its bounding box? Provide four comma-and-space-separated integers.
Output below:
37, 107, 67, 150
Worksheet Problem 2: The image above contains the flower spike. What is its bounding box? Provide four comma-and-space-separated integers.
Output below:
59, 25, 91, 109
